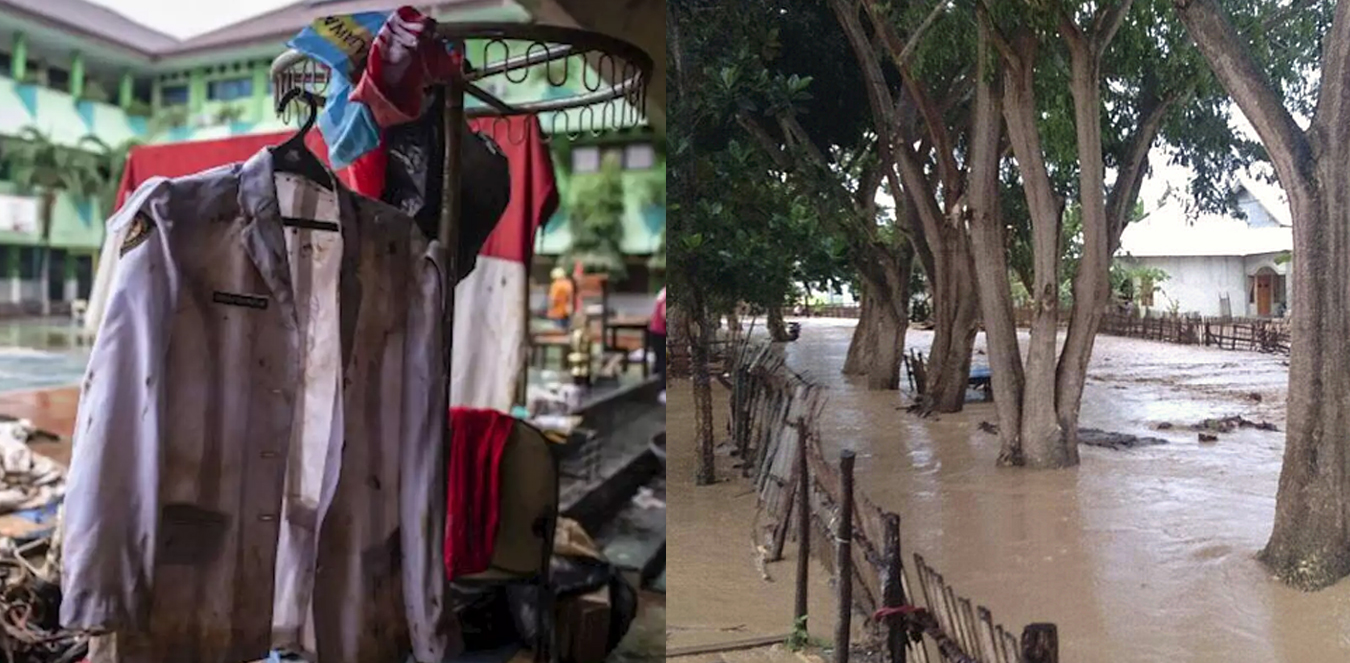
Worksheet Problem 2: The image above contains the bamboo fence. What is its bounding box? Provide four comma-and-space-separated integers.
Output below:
727, 346, 1058, 663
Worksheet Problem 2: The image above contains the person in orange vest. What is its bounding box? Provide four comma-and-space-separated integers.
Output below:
547, 267, 574, 329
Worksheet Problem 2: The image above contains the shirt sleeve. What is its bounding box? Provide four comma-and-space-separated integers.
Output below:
400, 239, 461, 662
61, 186, 175, 632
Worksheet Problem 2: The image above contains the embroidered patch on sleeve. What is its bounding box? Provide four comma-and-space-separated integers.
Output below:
120, 212, 154, 256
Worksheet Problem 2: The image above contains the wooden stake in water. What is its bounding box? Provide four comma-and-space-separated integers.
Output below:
835, 450, 855, 663
881, 512, 905, 663
794, 420, 810, 627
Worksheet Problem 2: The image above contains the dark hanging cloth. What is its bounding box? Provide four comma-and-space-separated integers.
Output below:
382, 86, 512, 282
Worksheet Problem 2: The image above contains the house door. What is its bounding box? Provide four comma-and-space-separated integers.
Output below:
1256, 273, 1272, 317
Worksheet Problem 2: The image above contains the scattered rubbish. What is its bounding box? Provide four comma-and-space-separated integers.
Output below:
631, 487, 665, 511
1191, 415, 1279, 434
1078, 428, 1170, 450
0, 421, 79, 663
1199, 433, 1220, 443
978, 424, 1168, 450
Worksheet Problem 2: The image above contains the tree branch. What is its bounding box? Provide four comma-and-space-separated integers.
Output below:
1092, 0, 1135, 57
1106, 88, 1177, 255
900, 0, 953, 65
1312, 0, 1350, 148
858, 0, 963, 197
1174, 0, 1315, 192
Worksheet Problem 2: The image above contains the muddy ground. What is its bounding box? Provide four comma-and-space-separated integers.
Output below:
668, 318, 1350, 662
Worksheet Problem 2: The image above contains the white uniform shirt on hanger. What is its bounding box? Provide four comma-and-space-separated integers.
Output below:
270, 172, 345, 657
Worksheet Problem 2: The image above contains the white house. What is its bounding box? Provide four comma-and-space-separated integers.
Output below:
1117, 182, 1292, 318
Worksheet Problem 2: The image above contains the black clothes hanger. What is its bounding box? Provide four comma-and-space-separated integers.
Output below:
272, 88, 334, 192
272, 88, 339, 232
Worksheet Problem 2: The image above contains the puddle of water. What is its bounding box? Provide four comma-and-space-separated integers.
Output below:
670, 317, 1350, 662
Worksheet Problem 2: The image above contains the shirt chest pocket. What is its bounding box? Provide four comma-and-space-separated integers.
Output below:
159, 503, 230, 565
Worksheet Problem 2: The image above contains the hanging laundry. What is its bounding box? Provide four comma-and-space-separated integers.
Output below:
288, 7, 462, 170
286, 11, 389, 169
444, 407, 517, 580
63, 148, 458, 663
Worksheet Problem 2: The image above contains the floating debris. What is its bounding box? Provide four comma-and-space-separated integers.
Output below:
1199, 433, 1220, 443
1191, 415, 1279, 434
978, 424, 1169, 450
1079, 428, 1169, 450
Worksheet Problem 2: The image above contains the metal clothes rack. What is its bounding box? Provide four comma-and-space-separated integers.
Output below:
268, 20, 653, 419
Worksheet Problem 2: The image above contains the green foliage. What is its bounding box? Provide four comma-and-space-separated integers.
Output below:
561, 153, 628, 278
0, 127, 112, 243
77, 135, 142, 213
215, 104, 246, 124
1110, 260, 1170, 306
124, 99, 153, 118
669, 0, 882, 317
0, 127, 105, 199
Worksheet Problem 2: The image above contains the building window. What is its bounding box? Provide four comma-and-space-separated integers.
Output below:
208, 77, 253, 102
572, 146, 600, 173
48, 67, 70, 92
624, 143, 655, 170
161, 84, 189, 106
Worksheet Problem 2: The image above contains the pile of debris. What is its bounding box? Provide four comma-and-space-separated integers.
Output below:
1155, 415, 1280, 443
0, 420, 82, 663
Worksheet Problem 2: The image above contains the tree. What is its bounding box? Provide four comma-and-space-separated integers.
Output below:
713, 0, 916, 391
80, 135, 142, 214
562, 152, 628, 278
1173, 0, 1349, 590
0, 127, 106, 315
671, 0, 865, 483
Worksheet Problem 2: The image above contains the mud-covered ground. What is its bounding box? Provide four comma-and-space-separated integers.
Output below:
668, 317, 1350, 663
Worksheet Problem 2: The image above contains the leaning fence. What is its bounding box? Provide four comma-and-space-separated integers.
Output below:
727, 344, 1059, 663
1098, 311, 1290, 354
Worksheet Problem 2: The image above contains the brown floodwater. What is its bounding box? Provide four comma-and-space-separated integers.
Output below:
669, 317, 1350, 662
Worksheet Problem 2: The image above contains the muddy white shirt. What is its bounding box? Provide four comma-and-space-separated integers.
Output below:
271, 172, 345, 656
63, 149, 457, 663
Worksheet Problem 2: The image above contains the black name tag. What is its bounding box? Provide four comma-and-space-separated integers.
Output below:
213, 291, 269, 310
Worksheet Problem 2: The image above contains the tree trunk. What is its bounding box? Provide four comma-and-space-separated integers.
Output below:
689, 290, 717, 486
40, 191, 54, 317
1049, 36, 1112, 465
843, 244, 913, 389
921, 227, 979, 413
1172, 0, 1350, 589
1260, 167, 1350, 590
966, 15, 1027, 463
842, 285, 878, 376
767, 306, 793, 342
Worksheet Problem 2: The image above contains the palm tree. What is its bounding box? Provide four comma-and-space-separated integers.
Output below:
0, 127, 106, 315
78, 135, 142, 213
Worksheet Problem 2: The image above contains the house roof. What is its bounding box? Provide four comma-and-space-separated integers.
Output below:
0, 0, 179, 54
168, 0, 486, 57
1118, 221, 1292, 258
1118, 177, 1293, 259
0, 0, 494, 58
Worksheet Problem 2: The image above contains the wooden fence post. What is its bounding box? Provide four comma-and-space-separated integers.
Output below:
1021, 623, 1058, 663
881, 512, 905, 663
794, 421, 811, 628
835, 450, 856, 663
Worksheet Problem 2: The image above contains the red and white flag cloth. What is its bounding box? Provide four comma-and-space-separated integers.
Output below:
451, 115, 558, 411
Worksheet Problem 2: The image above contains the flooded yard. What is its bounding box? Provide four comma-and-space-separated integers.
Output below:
668, 317, 1349, 662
